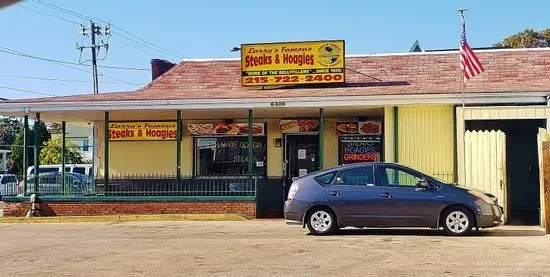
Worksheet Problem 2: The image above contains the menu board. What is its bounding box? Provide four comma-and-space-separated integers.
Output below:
188, 122, 265, 136
279, 119, 319, 133
339, 136, 382, 164
336, 120, 382, 135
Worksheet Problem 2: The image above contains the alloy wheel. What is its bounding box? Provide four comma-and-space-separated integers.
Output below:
445, 211, 469, 234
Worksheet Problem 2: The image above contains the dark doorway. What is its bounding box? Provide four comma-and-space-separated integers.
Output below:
284, 134, 319, 199
466, 119, 545, 225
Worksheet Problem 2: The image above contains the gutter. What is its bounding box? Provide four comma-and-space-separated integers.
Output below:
0, 92, 548, 114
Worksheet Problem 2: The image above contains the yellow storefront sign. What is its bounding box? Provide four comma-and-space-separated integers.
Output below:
241, 40, 345, 86
108, 121, 178, 141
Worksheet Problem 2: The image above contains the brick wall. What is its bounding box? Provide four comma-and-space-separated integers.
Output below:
3, 200, 256, 218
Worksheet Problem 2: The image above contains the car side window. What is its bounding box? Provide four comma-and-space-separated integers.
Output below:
334, 166, 375, 186
378, 166, 423, 187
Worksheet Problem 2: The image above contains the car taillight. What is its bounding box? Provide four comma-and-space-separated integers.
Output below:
287, 182, 299, 200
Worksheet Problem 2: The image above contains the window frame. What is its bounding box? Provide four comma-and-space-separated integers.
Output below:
375, 164, 426, 188
192, 136, 268, 177
330, 165, 376, 187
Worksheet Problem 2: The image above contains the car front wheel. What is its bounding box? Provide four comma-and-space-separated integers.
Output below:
306, 208, 337, 236
442, 207, 473, 236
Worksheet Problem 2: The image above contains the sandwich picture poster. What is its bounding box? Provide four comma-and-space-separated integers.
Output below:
279, 119, 319, 133
187, 122, 265, 136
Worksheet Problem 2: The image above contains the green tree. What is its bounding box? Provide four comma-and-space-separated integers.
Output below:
40, 137, 83, 165
0, 117, 22, 150
9, 122, 51, 175
494, 28, 550, 48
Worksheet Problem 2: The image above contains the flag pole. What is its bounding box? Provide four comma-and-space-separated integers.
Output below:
458, 8, 467, 186
458, 8, 467, 109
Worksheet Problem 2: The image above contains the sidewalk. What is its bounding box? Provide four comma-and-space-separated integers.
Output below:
0, 213, 250, 223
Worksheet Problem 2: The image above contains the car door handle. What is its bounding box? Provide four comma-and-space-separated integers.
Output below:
380, 192, 392, 199
329, 191, 341, 196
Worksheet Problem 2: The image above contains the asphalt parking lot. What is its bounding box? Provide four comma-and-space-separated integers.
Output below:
0, 220, 549, 277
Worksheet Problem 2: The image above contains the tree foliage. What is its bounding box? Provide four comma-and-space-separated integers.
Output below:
0, 117, 22, 150
40, 137, 83, 165
494, 28, 550, 48
9, 122, 51, 175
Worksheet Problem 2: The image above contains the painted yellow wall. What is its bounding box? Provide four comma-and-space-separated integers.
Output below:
397, 105, 455, 182
323, 119, 338, 169
384, 106, 395, 162
266, 119, 283, 177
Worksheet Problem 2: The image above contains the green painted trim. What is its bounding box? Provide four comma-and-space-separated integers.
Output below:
23, 115, 28, 193
34, 113, 40, 193
176, 110, 182, 184
453, 105, 458, 183
319, 108, 324, 169
104, 111, 109, 193
393, 107, 399, 163
247, 109, 253, 181
1, 195, 255, 202
61, 121, 66, 195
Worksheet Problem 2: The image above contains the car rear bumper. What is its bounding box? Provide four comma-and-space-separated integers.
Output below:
478, 204, 503, 228
284, 199, 308, 225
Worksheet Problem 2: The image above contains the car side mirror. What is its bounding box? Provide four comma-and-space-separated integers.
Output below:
336, 177, 345, 184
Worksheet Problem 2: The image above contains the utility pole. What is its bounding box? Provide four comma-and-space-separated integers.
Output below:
77, 20, 110, 94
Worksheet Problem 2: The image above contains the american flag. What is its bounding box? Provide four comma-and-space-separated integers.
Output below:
459, 14, 484, 80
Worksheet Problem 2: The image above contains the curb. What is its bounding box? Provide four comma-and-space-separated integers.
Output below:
0, 213, 250, 223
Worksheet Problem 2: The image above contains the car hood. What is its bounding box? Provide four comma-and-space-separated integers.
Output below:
450, 184, 498, 202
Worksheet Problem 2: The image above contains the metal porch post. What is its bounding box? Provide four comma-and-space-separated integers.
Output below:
33, 113, 40, 194
104, 112, 109, 194
23, 115, 28, 195
176, 111, 182, 188
393, 107, 399, 163
319, 108, 324, 170
247, 109, 254, 191
61, 121, 66, 195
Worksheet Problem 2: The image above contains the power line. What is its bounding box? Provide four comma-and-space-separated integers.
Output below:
31, 0, 187, 60
0, 47, 146, 86
19, 5, 81, 25
0, 85, 58, 97
0, 74, 146, 85
0, 46, 149, 71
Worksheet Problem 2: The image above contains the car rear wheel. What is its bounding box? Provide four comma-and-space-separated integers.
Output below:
442, 207, 473, 236
306, 208, 337, 236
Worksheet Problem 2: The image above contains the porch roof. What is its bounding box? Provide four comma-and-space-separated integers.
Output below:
2, 48, 550, 113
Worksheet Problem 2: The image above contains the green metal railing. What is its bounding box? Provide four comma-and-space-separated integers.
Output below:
0, 173, 258, 198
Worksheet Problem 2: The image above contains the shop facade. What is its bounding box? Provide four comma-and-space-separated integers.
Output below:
1, 44, 549, 220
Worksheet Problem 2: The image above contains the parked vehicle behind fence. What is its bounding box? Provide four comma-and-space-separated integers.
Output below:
27, 164, 93, 178
17, 172, 93, 196
0, 174, 18, 198
284, 162, 503, 236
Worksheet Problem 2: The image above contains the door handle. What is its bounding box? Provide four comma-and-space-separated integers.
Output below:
380, 192, 392, 199
329, 191, 341, 196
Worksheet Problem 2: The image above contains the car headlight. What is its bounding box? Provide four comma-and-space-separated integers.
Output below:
469, 190, 495, 204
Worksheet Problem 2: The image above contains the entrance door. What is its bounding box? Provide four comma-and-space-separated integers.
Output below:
284, 135, 319, 198
464, 130, 508, 223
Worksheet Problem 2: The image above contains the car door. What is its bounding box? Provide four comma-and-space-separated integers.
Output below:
326, 165, 380, 227
375, 165, 443, 227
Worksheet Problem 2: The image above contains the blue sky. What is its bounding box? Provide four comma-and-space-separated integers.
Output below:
0, 0, 548, 99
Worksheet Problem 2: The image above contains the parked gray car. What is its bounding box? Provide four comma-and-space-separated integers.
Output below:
284, 163, 503, 236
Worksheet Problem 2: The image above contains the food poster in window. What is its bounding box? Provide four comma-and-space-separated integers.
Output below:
188, 122, 265, 136
279, 120, 319, 133
336, 120, 382, 135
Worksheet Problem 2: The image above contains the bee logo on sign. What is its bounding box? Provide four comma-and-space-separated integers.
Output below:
318, 43, 343, 67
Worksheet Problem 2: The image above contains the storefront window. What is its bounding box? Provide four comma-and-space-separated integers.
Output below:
195, 137, 267, 176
